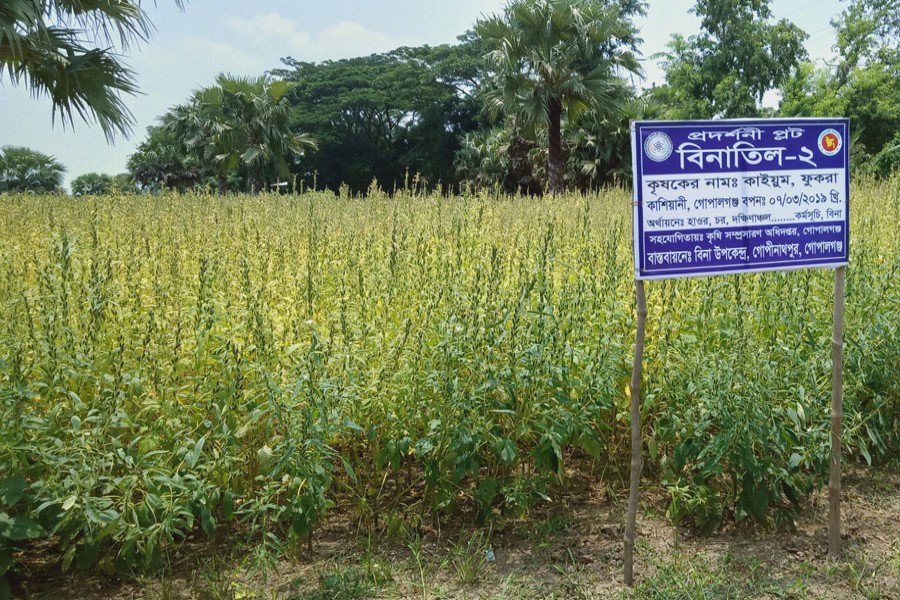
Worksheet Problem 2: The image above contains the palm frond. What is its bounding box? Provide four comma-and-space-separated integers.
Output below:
0, 0, 187, 141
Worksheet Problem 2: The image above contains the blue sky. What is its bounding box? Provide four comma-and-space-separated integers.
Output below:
1, 0, 844, 188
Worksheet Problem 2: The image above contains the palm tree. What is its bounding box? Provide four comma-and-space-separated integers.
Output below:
0, 0, 183, 141
475, 0, 643, 194
0, 145, 66, 193
71, 172, 113, 196
127, 125, 203, 192
213, 75, 317, 193
163, 74, 316, 194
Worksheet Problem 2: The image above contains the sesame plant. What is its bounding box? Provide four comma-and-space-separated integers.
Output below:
0, 178, 897, 582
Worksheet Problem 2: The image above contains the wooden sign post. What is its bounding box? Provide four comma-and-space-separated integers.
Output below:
830, 266, 845, 558
624, 279, 646, 586
626, 118, 850, 584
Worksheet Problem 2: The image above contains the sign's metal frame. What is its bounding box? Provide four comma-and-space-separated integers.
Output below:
632, 117, 850, 279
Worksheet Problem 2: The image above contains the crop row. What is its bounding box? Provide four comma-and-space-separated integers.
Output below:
0, 181, 898, 580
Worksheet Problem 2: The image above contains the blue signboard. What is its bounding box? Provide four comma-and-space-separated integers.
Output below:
631, 118, 850, 279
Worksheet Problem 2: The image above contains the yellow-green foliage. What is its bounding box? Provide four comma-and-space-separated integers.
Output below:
0, 180, 898, 573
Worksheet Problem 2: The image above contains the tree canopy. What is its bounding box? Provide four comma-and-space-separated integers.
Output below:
127, 124, 204, 192
779, 0, 900, 175
833, 0, 900, 85
70, 171, 132, 196
130, 74, 316, 194
110, 0, 900, 193
272, 42, 483, 193
658, 0, 807, 119
475, 0, 644, 194
0, 145, 65, 193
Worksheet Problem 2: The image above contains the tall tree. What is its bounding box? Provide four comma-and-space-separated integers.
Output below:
127, 124, 204, 192
778, 0, 900, 172
71, 172, 112, 196
475, 0, 644, 194
0, 145, 65, 193
455, 91, 658, 194
274, 44, 481, 193
833, 0, 900, 86
161, 74, 316, 194
0, 0, 184, 140
660, 0, 807, 119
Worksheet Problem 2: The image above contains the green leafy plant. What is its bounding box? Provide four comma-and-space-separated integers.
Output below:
0, 178, 898, 582
0, 476, 44, 598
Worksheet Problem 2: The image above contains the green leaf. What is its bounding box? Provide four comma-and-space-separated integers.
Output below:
533, 443, 560, 475
0, 477, 26, 508
344, 420, 364, 433
499, 438, 518, 464
866, 425, 882, 451
241, 147, 262, 165
475, 477, 499, 523
414, 438, 434, 458
96, 509, 120, 525
201, 507, 216, 538
186, 434, 206, 469
61, 545, 76, 572
62, 495, 78, 511
859, 442, 872, 466
739, 476, 768, 520
340, 456, 357, 484
787, 407, 799, 429
0, 513, 43, 541
223, 491, 235, 521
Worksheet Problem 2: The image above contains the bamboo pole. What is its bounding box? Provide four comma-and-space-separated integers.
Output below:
829, 266, 846, 559
624, 278, 647, 586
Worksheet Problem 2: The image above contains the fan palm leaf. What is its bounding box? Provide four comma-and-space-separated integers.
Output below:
476, 0, 643, 194
0, 0, 183, 140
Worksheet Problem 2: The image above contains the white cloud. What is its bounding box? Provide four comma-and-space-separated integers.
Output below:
221, 14, 402, 63
223, 13, 300, 39
317, 21, 393, 51
178, 37, 264, 74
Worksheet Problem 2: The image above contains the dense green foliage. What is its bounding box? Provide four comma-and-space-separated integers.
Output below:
455, 95, 662, 193
70, 173, 133, 197
474, 0, 643, 194
0, 0, 183, 140
655, 0, 807, 119
127, 125, 204, 193
1, 182, 899, 583
0, 145, 65, 193
121, 0, 900, 193
779, 0, 900, 175
831, 0, 899, 86
271, 43, 484, 193
160, 74, 317, 194
70, 173, 112, 197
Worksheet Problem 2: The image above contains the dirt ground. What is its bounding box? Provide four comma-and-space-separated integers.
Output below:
12, 465, 900, 600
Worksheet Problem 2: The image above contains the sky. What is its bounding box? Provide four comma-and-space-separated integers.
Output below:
1, 0, 845, 188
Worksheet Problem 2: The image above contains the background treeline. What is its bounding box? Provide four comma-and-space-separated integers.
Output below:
4, 0, 900, 195
123, 0, 900, 195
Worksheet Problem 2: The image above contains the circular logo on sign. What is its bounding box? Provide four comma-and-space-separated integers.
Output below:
644, 132, 673, 162
818, 128, 842, 156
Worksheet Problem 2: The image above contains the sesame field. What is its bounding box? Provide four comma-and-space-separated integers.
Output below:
1, 182, 899, 598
